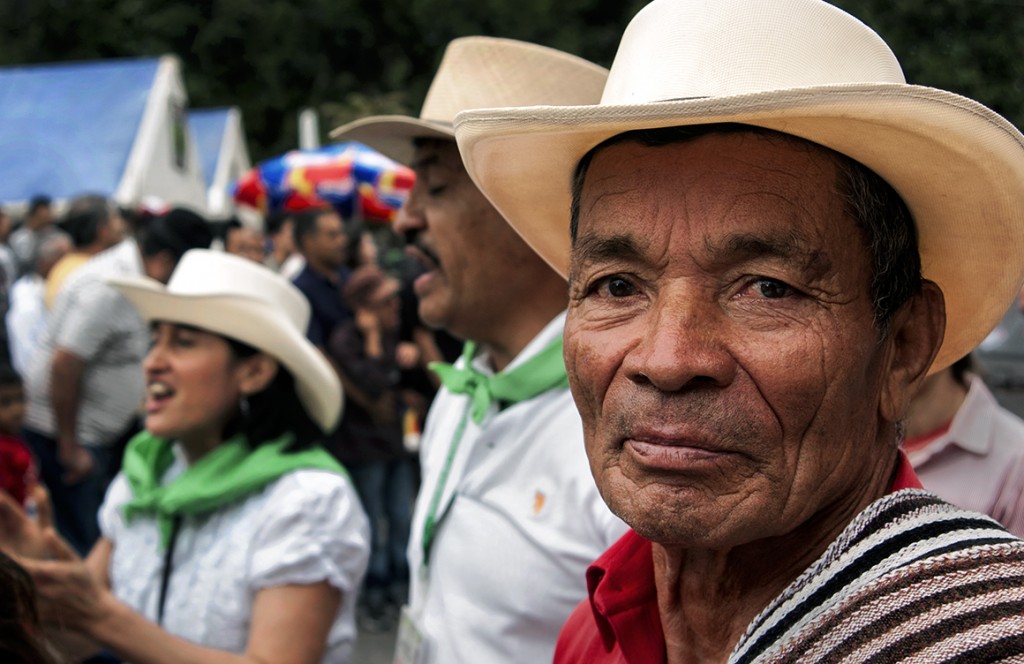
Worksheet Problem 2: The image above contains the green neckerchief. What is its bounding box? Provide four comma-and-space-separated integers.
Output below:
121, 430, 345, 549
428, 336, 570, 424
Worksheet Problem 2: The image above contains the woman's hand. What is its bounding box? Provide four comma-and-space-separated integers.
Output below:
0, 484, 54, 559
21, 530, 116, 634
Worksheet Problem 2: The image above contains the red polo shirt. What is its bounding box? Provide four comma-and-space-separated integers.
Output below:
553, 453, 923, 663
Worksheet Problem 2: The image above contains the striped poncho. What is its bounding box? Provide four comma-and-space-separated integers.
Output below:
735, 489, 1024, 662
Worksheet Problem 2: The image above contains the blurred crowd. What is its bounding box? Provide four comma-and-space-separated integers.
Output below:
0, 192, 459, 662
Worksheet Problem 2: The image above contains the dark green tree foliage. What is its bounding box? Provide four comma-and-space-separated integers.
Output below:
831, 0, 1023, 133
0, 0, 1018, 160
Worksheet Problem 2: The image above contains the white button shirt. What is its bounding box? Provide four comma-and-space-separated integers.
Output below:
407, 312, 628, 664
100, 462, 370, 662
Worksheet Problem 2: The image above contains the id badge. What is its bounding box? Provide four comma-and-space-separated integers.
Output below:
393, 604, 431, 664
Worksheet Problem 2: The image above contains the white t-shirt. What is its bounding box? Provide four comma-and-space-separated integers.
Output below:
99, 454, 371, 663
407, 312, 628, 664
6, 274, 46, 375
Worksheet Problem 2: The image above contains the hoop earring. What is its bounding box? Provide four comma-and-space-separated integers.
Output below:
240, 394, 251, 420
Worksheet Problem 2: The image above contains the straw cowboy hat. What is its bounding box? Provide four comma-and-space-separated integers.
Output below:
109, 249, 343, 432
330, 36, 608, 165
454, 0, 1024, 374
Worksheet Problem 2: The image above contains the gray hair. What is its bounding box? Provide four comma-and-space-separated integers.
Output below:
569, 124, 922, 333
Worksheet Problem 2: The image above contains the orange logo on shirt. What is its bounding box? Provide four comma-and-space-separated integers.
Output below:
533, 491, 546, 515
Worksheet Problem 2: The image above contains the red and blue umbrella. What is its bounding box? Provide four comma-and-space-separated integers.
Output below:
233, 141, 415, 222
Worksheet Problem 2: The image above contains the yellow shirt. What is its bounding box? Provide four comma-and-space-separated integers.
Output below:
44, 252, 90, 309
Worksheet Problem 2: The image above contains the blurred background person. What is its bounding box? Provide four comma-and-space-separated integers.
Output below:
23, 208, 212, 555
10, 195, 56, 279
904, 353, 1024, 536
0, 208, 17, 294
264, 210, 304, 278
329, 264, 415, 631
7, 233, 71, 375
0, 365, 36, 510
223, 218, 266, 264
45, 195, 127, 310
0, 207, 16, 366
1, 249, 369, 663
291, 206, 354, 349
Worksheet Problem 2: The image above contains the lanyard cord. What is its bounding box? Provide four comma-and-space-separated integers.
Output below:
419, 399, 473, 568
156, 515, 182, 626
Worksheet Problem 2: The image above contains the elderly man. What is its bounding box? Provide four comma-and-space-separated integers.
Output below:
332, 37, 626, 663
455, 0, 1024, 660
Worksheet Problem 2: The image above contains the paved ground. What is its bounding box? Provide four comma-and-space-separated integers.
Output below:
353, 623, 398, 664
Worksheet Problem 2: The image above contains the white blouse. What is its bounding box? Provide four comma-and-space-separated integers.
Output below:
98, 452, 370, 663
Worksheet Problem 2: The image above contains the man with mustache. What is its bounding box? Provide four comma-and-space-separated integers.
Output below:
455, 0, 1024, 660
331, 37, 626, 664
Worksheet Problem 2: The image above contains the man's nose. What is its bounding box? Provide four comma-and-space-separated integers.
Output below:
394, 188, 426, 236
623, 292, 737, 393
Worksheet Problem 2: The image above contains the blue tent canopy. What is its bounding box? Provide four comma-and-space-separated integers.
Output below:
0, 58, 160, 203
188, 108, 231, 189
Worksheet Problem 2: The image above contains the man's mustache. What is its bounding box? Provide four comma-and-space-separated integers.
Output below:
403, 229, 440, 266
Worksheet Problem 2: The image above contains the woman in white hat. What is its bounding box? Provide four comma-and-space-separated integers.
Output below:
1, 250, 369, 663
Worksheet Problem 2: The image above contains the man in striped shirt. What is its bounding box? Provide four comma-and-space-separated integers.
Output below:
453, 0, 1024, 660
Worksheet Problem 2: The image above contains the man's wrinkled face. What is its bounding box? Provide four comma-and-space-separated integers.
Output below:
565, 132, 897, 548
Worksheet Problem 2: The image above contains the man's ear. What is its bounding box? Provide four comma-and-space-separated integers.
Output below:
238, 354, 280, 396
879, 280, 946, 423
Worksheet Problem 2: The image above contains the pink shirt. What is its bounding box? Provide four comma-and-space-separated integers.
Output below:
907, 377, 1024, 537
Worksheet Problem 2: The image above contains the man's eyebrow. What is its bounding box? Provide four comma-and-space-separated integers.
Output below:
570, 233, 646, 268
708, 231, 833, 276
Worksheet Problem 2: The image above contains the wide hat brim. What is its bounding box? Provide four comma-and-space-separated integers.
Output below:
330, 116, 453, 166
109, 275, 343, 433
455, 82, 1024, 374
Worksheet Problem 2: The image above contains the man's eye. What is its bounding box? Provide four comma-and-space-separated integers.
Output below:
754, 278, 793, 299
427, 184, 447, 196
588, 275, 637, 298
608, 277, 636, 297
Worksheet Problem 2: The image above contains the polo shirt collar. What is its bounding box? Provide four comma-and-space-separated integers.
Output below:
586, 530, 665, 660
943, 377, 997, 455
913, 377, 995, 461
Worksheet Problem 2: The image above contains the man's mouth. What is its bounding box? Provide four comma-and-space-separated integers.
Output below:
620, 424, 743, 473
404, 241, 440, 273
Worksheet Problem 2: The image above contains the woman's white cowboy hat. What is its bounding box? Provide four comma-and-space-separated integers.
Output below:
109, 250, 343, 432
454, 0, 1024, 374
330, 36, 608, 165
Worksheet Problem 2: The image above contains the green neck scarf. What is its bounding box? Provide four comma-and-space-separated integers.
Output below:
121, 431, 345, 548
429, 337, 570, 424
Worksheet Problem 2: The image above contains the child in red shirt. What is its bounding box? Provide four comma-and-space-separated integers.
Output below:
0, 365, 36, 506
